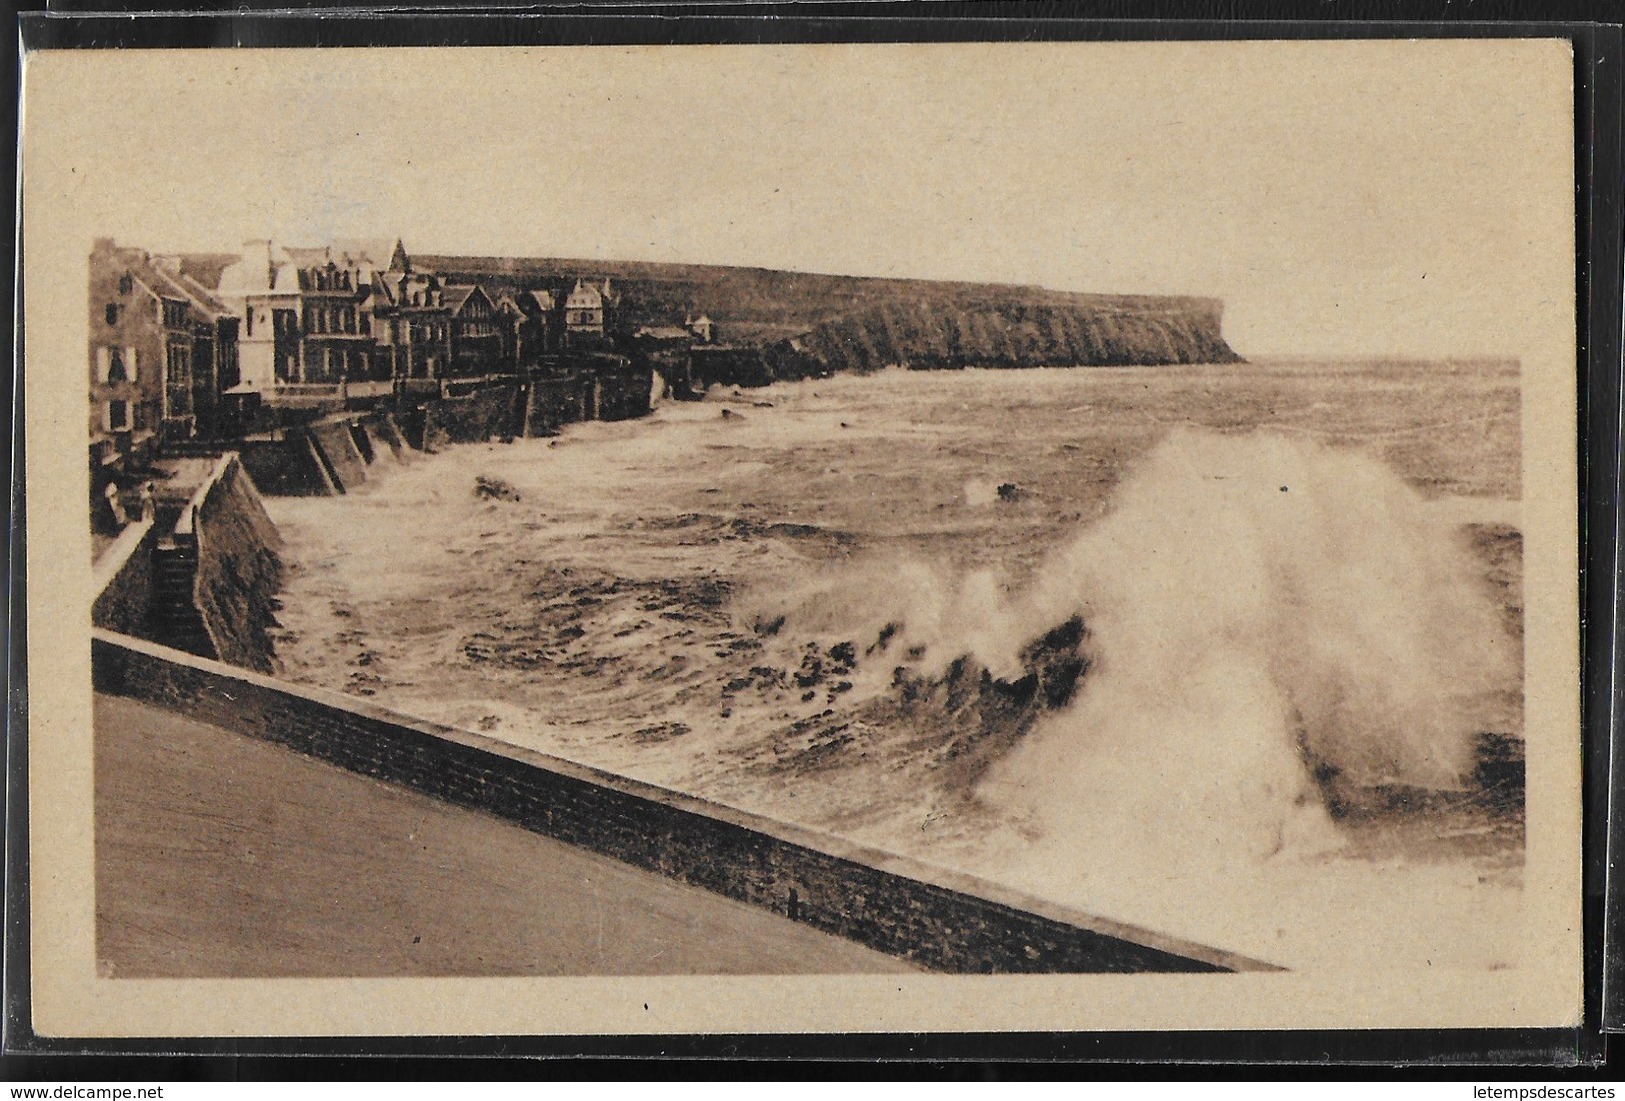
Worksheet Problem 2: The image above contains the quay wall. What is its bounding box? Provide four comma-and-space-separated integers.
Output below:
238, 437, 336, 497
364, 414, 412, 464
423, 385, 521, 448
191, 455, 283, 675
348, 421, 375, 464
596, 369, 657, 423
525, 378, 593, 436
91, 518, 158, 636
91, 629, 1275, 976
309, 421, 368, 493
238, 410, 409, 498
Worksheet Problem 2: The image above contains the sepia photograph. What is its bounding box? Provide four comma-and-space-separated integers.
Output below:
19, 38, 1582, 1037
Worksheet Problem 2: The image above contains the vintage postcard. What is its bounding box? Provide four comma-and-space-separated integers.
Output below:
18, 39, 1582, 1038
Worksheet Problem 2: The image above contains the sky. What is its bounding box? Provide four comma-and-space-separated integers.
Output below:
26, 40, 1574, 358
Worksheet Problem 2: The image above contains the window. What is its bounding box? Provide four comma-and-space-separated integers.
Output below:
245, 308, 253, 337
100, 346, 138, 384
104, 400, 131, 433
118, 273, 133, 295
105, 304, 119, 325
166, 345, 192, 416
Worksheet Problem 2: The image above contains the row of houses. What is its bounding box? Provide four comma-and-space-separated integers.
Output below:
214, 237, 621, 398
89, 236, 717, 505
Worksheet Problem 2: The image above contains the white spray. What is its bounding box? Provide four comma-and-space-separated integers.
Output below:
751, 428, 1518, 872
974, 428, 1518, 882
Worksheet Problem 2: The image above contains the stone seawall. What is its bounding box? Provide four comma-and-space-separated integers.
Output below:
191, 455, 284, 674
238, 411, 414, 496
91, 629, 1276, 975
239, 436, 336, 497
91, 518, 158, 636
364, 414, 412, 464
309, 421, 368, 493
525, 378, 593, 436
423, 385, 522, 448
597, 370, 656, 423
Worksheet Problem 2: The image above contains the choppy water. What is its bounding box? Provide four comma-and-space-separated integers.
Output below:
266, 360, 1525, 971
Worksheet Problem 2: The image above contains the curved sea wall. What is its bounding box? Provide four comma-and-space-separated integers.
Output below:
91, 455, 284, 673
91, 518, 159, 636
776, 297, 1242, 377
191, 454, 285, 674
93, 629, 1277, 974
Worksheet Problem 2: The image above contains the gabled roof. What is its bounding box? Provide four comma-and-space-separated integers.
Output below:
565, 279, 603, 309
147, 261, 234, 321
441, 284, 482, 314
124, 272, 163, 306
97, 245, 233, 324
367, 276, 399, 307
174, 253, 242, 291
527, 290, 555, 313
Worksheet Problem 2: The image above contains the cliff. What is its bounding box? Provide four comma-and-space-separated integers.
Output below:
418, 254, 1243, 371
773, 296, 1240, 377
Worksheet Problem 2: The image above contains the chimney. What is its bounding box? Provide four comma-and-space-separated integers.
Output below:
241, 239, 274, 290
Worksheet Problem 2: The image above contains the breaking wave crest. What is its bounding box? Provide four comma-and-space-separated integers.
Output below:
744, 428, 1520, 869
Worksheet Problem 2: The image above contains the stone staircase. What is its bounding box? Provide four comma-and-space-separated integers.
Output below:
149, 537, 216, 660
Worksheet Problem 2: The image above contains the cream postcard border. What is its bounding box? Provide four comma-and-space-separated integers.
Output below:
19, 40, 1582, 1038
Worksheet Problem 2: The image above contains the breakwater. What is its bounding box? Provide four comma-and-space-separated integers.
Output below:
92, 627, 1275, 974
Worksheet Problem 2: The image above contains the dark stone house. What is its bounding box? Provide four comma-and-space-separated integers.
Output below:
444, 283, 505, 379
90, 239, 242, 509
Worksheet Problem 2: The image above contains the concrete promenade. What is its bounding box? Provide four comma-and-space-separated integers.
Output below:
95, 694, 913, 977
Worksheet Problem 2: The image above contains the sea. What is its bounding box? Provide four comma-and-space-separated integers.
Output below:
264, 359, 1526, 972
